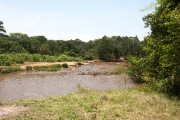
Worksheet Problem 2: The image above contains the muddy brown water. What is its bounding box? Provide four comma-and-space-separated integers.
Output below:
0, 62, 136, 102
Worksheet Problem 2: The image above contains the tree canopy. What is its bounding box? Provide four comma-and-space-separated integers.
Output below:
0, 21, 6, 37
129, 0, 180, 95
0, 32, 142, 61
0, 21, 142, 61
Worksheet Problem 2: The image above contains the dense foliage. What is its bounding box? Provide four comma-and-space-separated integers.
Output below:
0, 53, 82, 66
0, 31, 142, 62
0, 21, 6, 37
129, 0, 180, 95
94, 36, 141, 61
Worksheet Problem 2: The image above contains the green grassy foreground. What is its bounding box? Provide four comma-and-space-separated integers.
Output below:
2, 87, 180, 120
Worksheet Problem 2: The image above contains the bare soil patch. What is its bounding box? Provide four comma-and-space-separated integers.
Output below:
20, 61, 91, 69
0, 106, 28, 119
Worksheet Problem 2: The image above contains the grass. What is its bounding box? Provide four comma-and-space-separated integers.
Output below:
2, 87, 180, 120
0, 64, 64, 73
0, 63, 70, 73
33, 64, 62, 71
114, 67, 122, 75
113, 63, 128, 75
0, 66, 23, 74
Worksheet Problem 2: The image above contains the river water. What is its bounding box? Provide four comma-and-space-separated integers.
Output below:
0, 62, 136, 102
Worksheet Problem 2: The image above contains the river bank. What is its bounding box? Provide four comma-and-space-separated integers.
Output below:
0, 61, 94, 74
0, 62, 179, 119
1, 87, 180, 119
0, 62, 134, 102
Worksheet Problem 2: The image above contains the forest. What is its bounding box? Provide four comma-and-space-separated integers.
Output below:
0, 28, 142, 64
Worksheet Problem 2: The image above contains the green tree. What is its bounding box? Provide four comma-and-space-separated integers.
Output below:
38, 43, 50, 55
31, 36, 47, 44
142, 0, 180, 95
96, 36, 114, 61
29, 39, 40, 54
10, 33, 28, 39
0, 21, 6, 37
9, 33, 31, 53
47, 40, 59, 55
0, 37, 26, 53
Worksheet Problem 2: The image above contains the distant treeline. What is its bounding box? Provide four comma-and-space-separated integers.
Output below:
0, 33, 142, 61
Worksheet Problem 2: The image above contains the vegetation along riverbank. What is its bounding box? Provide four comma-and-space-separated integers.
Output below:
0, 0, 179, 119
1, 86, 180, 119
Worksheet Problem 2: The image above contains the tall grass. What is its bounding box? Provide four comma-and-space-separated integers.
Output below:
3, 87, 180, 119
33, 64, 62, 71
0, 66, 23, 74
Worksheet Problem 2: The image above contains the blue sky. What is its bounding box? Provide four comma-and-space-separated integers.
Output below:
0, 0, 155, 41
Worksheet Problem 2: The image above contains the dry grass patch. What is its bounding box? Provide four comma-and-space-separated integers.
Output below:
2, 87, 180, 120
0, 106, 28, 119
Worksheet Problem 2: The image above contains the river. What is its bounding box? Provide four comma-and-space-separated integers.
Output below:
0, 62, 136, 102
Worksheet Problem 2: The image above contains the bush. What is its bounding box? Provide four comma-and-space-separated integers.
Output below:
0, 54, 13, 66
127, 56, 145, 83
84, 54, 94, 60
57, 54, 82, 62
62, 63, 68, 68
26, 66, 33, 71
33, 64, 61, 71
77, 62, 83, 66
0, 66, 23, 74
44, 55, 57, 62
13, 54, 26, 64
30, 54, 43, 62
0, 53, 83, 66
114, 67, 122, 75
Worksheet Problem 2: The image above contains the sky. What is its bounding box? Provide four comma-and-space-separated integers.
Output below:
0, 0, 155, 41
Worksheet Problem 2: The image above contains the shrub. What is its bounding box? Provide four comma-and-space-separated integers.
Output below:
0, 54, 13, 66
73, 57, 83, 62
62, 63, 68, 68
26, 66, 33, 71
13, 54, 25, 64
30, 54, 43, 62
127, 56, 145, 83
57, 54, 82, 62
53, 64, 62, 68
84, 54, 94, 60
0, 66, 23, 74
57, 54, 71, 62
114, 67, 122, 75
0, 53, 83, 66
44, 55, 57, 62
77, 62, 83, 66
33, 64, 61, 71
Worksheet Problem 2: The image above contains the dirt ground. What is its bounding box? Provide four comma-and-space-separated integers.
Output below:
20, 61, 92, 69
0, 106, 28, 119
